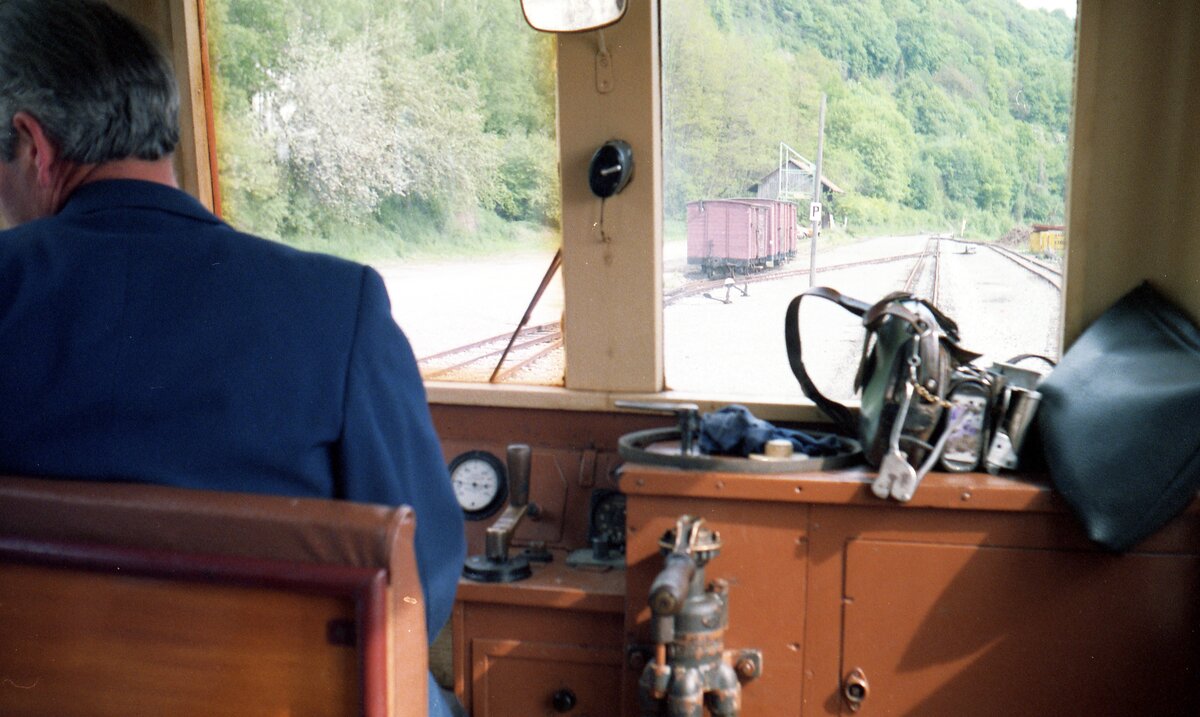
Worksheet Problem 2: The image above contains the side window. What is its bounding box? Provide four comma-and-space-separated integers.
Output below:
661, 0, 1074, 400
206, 0, 563, 385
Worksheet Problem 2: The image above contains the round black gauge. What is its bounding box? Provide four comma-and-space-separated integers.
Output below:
448, 450, 507, 521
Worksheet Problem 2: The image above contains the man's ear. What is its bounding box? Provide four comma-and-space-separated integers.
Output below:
10, 111, 61, 187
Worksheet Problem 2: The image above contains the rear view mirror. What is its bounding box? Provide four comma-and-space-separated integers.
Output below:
520, 0, 627, 33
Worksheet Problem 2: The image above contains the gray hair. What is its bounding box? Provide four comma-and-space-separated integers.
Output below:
0, 0, 180, 163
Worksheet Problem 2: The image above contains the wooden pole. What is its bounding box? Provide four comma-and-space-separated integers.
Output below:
809, 93, 826, 287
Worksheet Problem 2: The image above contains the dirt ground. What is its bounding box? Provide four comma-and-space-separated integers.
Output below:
375, 251, 566, 360
373, 235, 1062, 398
663, 236, 1060, 400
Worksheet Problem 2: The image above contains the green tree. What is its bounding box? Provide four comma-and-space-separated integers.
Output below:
826, 82, 918, 202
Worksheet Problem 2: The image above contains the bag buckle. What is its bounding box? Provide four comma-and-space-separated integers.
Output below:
872, 358, 917, 501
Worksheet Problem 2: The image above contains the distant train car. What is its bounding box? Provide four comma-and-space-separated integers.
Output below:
741, 197, 798, 263
1030, 223, 1065, 256
686, 198, 796, 277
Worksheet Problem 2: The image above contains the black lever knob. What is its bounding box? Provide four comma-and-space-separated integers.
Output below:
507, 443, 532, 507
552, 688, 577, 712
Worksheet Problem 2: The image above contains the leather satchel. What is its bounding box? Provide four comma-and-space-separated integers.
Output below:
1037, 282, 1200, 551
785, 287, 979, 501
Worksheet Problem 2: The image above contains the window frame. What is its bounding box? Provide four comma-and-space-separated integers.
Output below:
109, 0, 214, 209
174, 0, 1200, 423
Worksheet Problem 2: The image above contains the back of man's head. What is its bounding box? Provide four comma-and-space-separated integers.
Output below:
0, 0, 180, 164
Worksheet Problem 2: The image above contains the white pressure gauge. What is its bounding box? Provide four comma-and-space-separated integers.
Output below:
448, 450, 508, 521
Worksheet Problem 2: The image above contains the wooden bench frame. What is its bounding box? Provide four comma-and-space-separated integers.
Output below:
0, 476, 427, 717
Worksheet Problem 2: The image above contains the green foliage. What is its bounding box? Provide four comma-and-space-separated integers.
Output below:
661, 0, 1073, 238
825, 82, 918, 202
835, 193, 945, 235
403, 0, 555, 135
211, 94, 287, 240
896, 73, 965, 135
493, 131, 561, 227
208, 0, 1074, 259
208, 0, 560, 261
906, 159, 943, 212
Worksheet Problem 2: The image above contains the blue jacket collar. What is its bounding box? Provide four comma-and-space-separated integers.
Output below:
58, 179, 223, 225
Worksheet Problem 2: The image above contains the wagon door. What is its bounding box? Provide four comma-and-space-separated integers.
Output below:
753, 205, 769, 268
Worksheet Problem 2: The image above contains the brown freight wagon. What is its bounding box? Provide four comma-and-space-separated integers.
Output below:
686, 198, 797, 278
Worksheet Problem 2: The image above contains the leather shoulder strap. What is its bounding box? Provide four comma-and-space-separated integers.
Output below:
784, 287, 869, 434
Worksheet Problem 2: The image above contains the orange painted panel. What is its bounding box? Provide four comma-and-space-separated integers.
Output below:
841, 540, 1200, 715
624, 495, 809, 717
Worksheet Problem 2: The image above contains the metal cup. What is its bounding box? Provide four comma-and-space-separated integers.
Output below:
984, 387, 1042, 473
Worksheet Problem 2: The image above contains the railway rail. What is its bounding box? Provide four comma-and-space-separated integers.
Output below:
902, 236, 942, 302
947, 237, 1063, 291
983, 242, 1063, 290
663, 251, 926, 307
418, 322, 563, 383
418, 235, 1062, 382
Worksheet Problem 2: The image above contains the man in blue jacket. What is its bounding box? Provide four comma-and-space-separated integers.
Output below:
0, 1, 465, 714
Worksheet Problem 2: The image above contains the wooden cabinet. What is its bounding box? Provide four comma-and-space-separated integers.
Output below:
453, 560, 625, 717
452, 463, 1200, 715
621, 466, 1200, 716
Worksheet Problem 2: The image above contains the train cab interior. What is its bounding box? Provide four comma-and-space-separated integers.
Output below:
3, 0, 1200, 715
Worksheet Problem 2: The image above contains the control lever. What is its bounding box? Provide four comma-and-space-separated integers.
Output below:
463, 444, 539, 583
615, 401, 701, 456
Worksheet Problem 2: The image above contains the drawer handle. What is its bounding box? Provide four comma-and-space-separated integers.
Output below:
843, 667, 869, 712
552, 688, 578, 713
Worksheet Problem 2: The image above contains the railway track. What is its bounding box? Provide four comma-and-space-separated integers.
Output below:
981, 242, 1063, 290
421, 251, 932, 381
418, 322, 563, 383
902, 235, 942, 302
417, 235, 1060, 383
663, 251, 926, 307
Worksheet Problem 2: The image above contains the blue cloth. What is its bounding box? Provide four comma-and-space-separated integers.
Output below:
0, 180, 465, 716
699, 404, 845, 457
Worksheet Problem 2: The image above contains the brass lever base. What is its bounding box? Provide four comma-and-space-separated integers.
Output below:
462, 553, 532, 583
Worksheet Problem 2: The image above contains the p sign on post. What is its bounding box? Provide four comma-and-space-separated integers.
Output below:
809, 202, 822, 223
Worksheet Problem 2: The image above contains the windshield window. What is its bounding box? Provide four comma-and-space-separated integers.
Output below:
661, 0, 1074, 400
206, 0, 563, 385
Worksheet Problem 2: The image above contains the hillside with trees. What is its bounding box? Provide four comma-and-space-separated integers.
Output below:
206, 0, 1074, 259
663, 0, 1074, 238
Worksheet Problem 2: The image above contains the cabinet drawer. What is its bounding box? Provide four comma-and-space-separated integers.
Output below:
470, 639, 622, 717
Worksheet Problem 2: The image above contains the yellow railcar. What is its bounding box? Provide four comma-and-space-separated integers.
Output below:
1030, 223, 1066, 255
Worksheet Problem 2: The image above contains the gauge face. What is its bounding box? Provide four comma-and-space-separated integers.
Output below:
449, 450, 507, 520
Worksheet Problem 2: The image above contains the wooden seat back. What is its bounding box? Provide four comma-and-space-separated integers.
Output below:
0, 476, 427, 717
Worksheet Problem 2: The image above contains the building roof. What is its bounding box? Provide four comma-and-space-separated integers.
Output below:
756, 158, 845, 195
